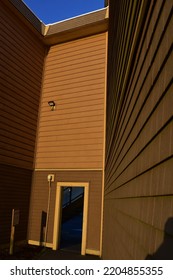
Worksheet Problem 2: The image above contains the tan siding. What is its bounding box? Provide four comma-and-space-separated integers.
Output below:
35, 33, 107, 169
28, 170, 103, 251
0, 2, 46, 169
45, 35, 107, 55
103, 0, 173, 259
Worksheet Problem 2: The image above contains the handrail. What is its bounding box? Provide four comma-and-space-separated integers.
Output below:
62, 187, 84, 208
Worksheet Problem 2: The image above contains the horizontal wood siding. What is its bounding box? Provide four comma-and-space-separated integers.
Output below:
28, 170, 103, 251
0, 164, 32, 244
0, 2, 45, 246
103, 0, 173, 259
35, 33, 107, 169
0, 2, 46, 169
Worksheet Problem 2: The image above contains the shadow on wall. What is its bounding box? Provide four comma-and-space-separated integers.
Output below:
40, 211, 47, 243
146, 217, 173, 260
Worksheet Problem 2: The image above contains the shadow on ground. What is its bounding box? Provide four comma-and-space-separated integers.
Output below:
36, 248, 100, 260
0, 245, 100, 260
0, 245, 43, 260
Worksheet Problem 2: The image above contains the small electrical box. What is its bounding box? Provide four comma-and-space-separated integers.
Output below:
47, 174, 55, 182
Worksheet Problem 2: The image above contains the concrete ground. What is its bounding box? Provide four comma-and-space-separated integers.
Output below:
36, 248, 100, 260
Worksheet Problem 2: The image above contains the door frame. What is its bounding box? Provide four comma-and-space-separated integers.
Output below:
52, 182, 89, 255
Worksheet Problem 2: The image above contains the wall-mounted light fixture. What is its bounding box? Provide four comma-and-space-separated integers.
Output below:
48, 101, 55, 111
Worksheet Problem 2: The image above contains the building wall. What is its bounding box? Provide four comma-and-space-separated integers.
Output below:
28, 170, 103, 252
102, 0, 173, 259
0, 165, 32, 244
29, 32, 107, 253
35, 33, 107, 169
0, 1, 46, 245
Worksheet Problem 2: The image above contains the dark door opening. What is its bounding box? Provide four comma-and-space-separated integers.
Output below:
60, 187, 84, 252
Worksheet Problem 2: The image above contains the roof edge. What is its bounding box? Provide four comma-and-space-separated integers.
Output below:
6, 0, 46, 35
4, 0, 108, 45
44, 7, 109, 44
45, 7, 108, 27
44, 18, 108, 46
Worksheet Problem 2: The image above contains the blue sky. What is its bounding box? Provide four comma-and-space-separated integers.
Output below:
23, 0, 105, 24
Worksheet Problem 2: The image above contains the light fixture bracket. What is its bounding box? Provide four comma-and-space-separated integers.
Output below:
48, 101, 55, 111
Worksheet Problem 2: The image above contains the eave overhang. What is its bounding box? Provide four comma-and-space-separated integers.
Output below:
3, 0, 109, 46
44, 8, 109, 45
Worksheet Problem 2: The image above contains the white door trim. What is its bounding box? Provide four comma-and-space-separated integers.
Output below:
53, 182, 89, 255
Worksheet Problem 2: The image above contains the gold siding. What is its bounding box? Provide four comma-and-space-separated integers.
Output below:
35, 33, 107, 169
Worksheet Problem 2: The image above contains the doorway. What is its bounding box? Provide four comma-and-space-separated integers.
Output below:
60, 186, 84, 252
53, 182, 89, 255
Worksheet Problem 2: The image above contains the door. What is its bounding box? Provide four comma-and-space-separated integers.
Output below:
60, 186, 84, 252
53, 182, 89, 255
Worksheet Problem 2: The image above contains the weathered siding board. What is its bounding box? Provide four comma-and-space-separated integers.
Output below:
28, 170, 102, 251
0, 2, 46, 169
103, 0, 173, 259
35, 33, 107, 169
